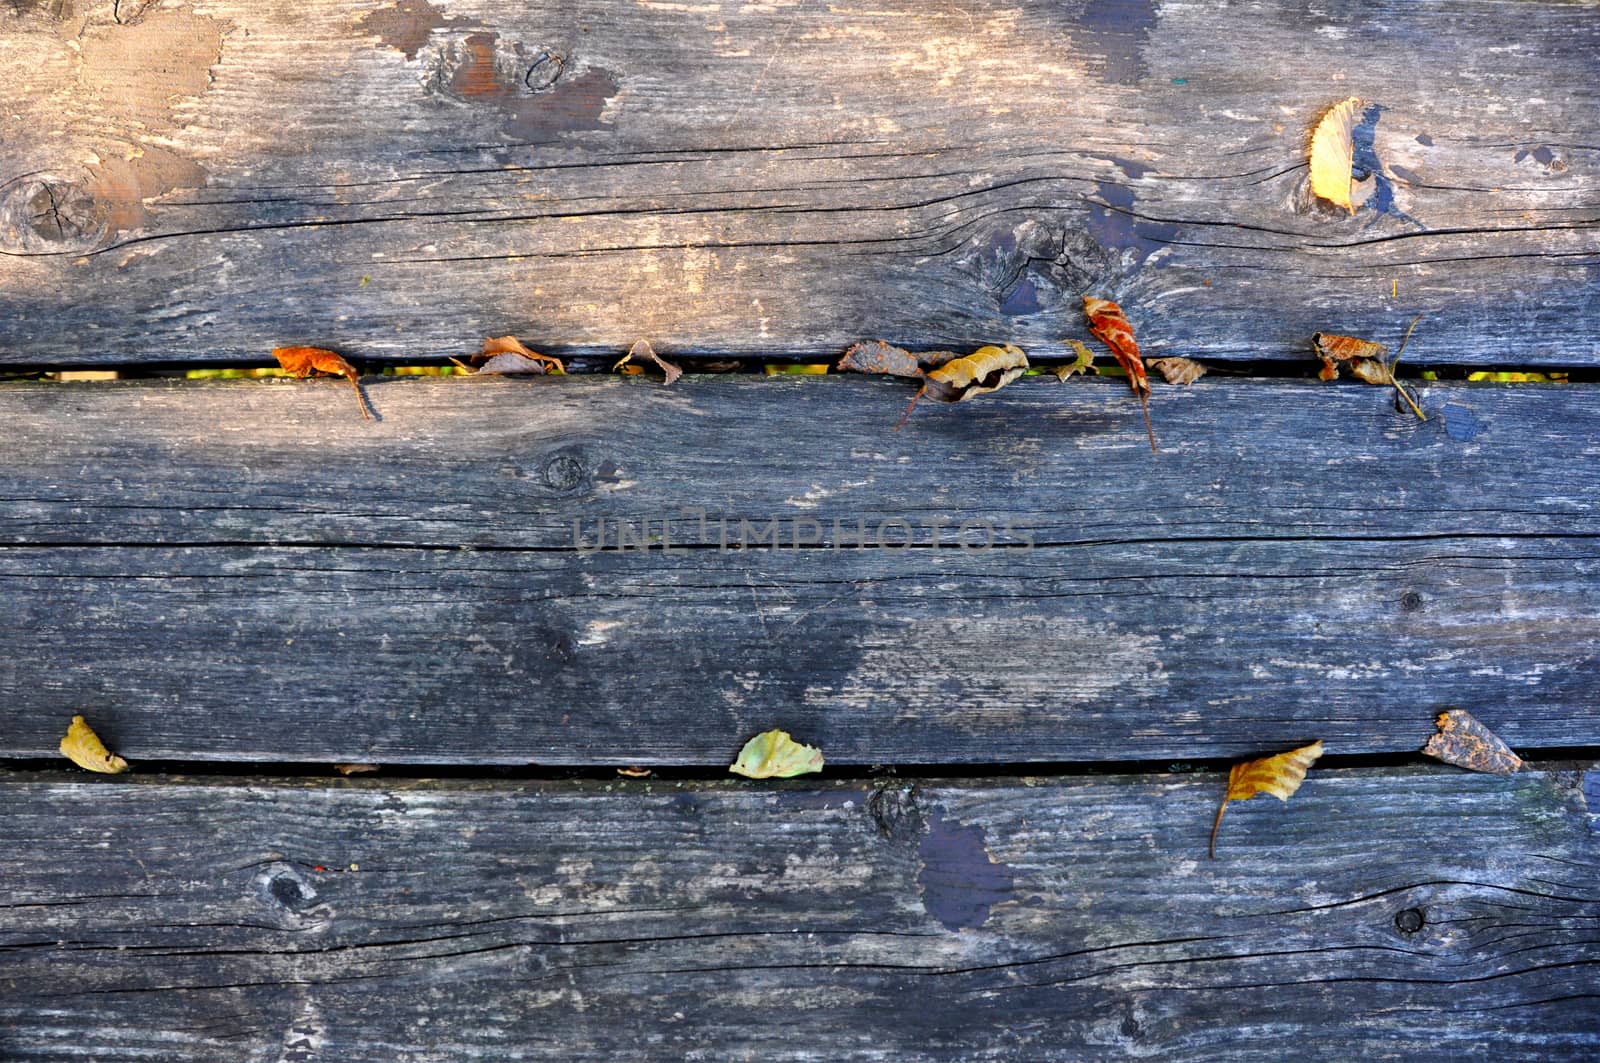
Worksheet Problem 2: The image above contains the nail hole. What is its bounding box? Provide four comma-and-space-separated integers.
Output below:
1394, 907, 1424, 934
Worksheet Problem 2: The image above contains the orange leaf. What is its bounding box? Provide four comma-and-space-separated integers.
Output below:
272, 346, 373, 420
1210, 740, 1323, 858
1422, 710, 1522, 775
1083, 296, 1156, 452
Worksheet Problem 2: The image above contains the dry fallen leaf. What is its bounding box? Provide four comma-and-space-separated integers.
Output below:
896, 344, 1028, 429
59, 715, 129, 775
921, 344, 1029, 402
614, 338, 682, 385
729, 729, 825, 779
1148, 356, 1208, 386
1310, 96, 1362, 214
1083, 296, 1157, 452
1049, 340, 1098, 381
1210, 740, 1323, 858
333, 763, 379, 775
616, 766, 653, 778
456, 336, 566, 376
1312, 332, 1387, 381
273, 346, 374, 420
837, 339, 926, 379
1422, 710, 1523, 774
1313, 315, 1426, 419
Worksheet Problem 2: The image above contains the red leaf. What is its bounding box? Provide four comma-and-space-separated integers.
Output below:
1082, 297, 1156, 452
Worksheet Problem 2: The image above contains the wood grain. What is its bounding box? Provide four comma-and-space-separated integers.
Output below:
0, 0, 1595, 367
3, 376, 1597, 765
3, 375, 1597, 549
1, 768, 1595, 1060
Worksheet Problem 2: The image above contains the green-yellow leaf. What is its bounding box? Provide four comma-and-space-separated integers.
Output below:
729, 729, 824, 779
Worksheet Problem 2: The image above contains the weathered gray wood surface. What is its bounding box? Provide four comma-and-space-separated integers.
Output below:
1, 0, 1596, 367
5, 375, 1599, 548
3, 377, 1598, 764
1, 768, 1595, 1060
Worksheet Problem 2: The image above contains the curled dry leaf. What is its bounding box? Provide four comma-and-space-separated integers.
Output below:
897, 344, 1027, 429
59, 715, 129, 775
1083, 296, 1157, 452
1313, 314, 1426, 419
1312, 332, 1386, 382
1147, 356, 1208, 386
921, 344, 1029, 402
1310, 96, 1362, 214
837, 339, 925, 379
460, 336, 566, 375
729, 729, 825, 779
1049, 340, 1098, 381
614, 338, 682, 385
1422, 710, 1523, 775
615, 766, 653, 778
333, 763, 379, 775
1210, 739, 1323, 858
272, 346, 374, 420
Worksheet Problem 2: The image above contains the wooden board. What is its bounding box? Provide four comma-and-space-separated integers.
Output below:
1, 768, 1595, 1060
3, 376, 1598, 765
1, 0, 1596, 368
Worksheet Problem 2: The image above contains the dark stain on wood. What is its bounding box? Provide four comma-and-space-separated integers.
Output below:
358, 0, 471, 60
435, 30, 616, 141
918, 808, 1015, 931
1078, 0, 1160, 85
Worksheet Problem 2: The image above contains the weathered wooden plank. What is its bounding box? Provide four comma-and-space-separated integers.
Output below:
1, 768, 1595, 1060
3, 377, 1598, 764
3, 535, 1598, 764
3, 376, 1597, 549
0, 1, 1595, 367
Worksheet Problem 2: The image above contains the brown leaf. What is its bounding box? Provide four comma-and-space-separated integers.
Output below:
471, 336, 565, 375
1147, 356, 1208, 386
1210, 740, 1323, 858
837, 340, 925, 379
272, 346, 374, 420
1083, 296, 1157, 452
615, 766, 653, 778
1049, 340, 1098, 381
1312, 332, 1387, 381
614, 338, 682, 385
1313, 315, 1426, 419
1421, 710, 1523, 774
59, 715, 129, 775
333, 763, 379, 775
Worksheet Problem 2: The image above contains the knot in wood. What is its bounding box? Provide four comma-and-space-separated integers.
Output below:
257, 863, 319, 912
524, 51, 565, 92
540, 451, 587, 493
0, 175, 105, 256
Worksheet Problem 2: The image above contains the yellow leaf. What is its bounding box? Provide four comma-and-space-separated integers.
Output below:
1210, 740, 1322, 858
1049, 340, 1098, 381
729, 729, 824, 779
59, 715, 129, 775
1310, 97, 1362, 214
922, 344, 1029, 402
